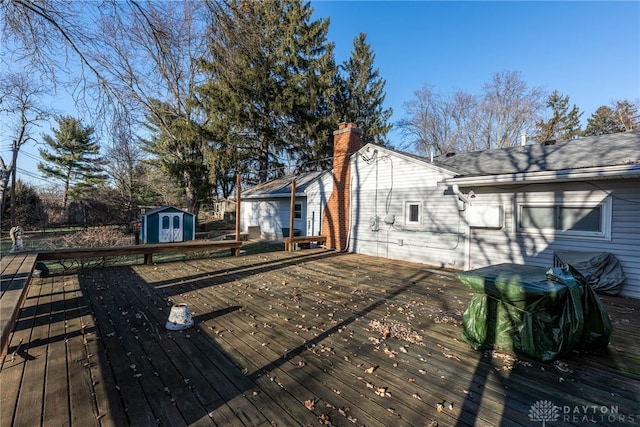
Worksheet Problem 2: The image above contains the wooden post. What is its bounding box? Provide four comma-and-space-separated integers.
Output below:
235, 174, 241, 255
288, 179, 296, 251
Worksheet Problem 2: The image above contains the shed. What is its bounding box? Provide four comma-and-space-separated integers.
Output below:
140, 206, 195, 244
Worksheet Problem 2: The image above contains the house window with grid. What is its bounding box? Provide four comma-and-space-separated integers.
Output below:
404, 201, 422, 226
517, 198, 611, 239
294, 203, 302, 219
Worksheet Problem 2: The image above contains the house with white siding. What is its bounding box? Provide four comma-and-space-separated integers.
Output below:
240, 171, 331, 240
434, 131, 640, 298
241, 123, 640, 298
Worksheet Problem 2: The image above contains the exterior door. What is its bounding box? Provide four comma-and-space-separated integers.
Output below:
159, 213, 183, 242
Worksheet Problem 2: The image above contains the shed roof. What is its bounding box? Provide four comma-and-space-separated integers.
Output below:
141, 205, 193, 217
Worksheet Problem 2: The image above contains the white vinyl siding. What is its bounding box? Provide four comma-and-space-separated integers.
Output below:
241, 198, 307, 239
467, 181, 640, 298
348, 147, 464, 268
305, 172, 333, 236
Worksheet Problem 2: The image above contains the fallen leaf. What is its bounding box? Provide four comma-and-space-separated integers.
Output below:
375, 387, 391, 397
383, 347, 397, 358
382, 325, 391, 339
365, 366, 376, 374
304, 399, 315, 410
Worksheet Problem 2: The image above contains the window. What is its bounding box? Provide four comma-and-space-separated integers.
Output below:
294, 203, 302, 219
404, 201, 422, 226
517, 198, 611, 239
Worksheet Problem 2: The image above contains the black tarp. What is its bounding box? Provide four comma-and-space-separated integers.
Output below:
456, 263, 612, 362
554, 251, 625, 295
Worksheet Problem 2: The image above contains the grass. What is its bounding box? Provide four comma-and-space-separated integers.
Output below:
2, 220, 286, 273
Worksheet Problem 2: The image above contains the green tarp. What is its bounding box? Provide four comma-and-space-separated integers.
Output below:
456, 263, 612, 362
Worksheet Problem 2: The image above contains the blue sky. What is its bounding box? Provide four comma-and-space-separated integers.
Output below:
7, 1, 640, 186
311, 1, 640, 145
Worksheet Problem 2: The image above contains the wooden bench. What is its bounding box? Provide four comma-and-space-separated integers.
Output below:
1, 253, 39, 355
284, 236, 327, 252
0, 240, 242, 355
36, 240, 244, 265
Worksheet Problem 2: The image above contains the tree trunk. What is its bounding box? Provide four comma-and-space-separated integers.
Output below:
10, 144, 18, 227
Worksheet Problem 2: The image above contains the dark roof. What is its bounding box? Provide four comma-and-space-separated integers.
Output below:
242, 171, 327, 198
141, 205, 192, 217
431, 130, 640, 177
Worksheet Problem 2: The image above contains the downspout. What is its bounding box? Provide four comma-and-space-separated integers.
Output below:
452, 184, 470, 271
452, 184, 470, 206
340, 174, 354, 252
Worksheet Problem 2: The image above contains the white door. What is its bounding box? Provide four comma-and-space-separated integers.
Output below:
159, 213, 183, 242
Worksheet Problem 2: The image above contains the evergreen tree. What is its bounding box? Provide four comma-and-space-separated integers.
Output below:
1, 180, 43, 229
38, 116, 106, 208
140, 100, 212, 215
584, 105, 624, 136
336, 32, 392, 146
535, 90, 582, 142
197, 0, 336, 184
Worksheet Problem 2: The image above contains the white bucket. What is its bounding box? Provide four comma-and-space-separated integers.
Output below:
165, 303, 194, 331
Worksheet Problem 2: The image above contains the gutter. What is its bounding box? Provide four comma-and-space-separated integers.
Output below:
440, 164, 640, 187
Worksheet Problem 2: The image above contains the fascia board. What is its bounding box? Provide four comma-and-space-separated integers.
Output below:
439, 164, 640, 187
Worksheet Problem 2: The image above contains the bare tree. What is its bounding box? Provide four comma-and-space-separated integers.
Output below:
92, 1, 212, 214
479, 70, 545, 149
104, 119, 145, 224
398, 71, 545, 157
0, 72, 49, 226
397, 85, 457, 156
2, 0, 213, 214
449, 90, 483, 153
1, 0, 128, 120
612, 99, 640, 131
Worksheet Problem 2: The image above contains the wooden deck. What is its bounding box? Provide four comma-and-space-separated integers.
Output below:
0, 253, 39, 356
1, 249, 638, 426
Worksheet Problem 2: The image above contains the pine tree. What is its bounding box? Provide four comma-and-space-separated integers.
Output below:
37, 116, 106, 208
584, 105, 624, 136
535, 90, 582, 142
336, 32, 392, 146
197, 0, 336, 184
140, 100, 212, 215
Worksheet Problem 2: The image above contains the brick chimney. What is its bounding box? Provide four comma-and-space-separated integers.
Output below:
322, 123, 361, 251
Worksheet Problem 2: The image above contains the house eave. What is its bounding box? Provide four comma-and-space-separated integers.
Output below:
439, 164, 640, 187
242, 192, 306, 200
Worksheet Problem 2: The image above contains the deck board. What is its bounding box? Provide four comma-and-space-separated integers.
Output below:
0, 253, 39, 355
1, 249, 638, 426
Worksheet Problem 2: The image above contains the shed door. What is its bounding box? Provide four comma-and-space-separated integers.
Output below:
159, 213, 183, 242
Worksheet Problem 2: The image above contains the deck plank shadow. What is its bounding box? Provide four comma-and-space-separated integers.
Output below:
1, 249, 638, 426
